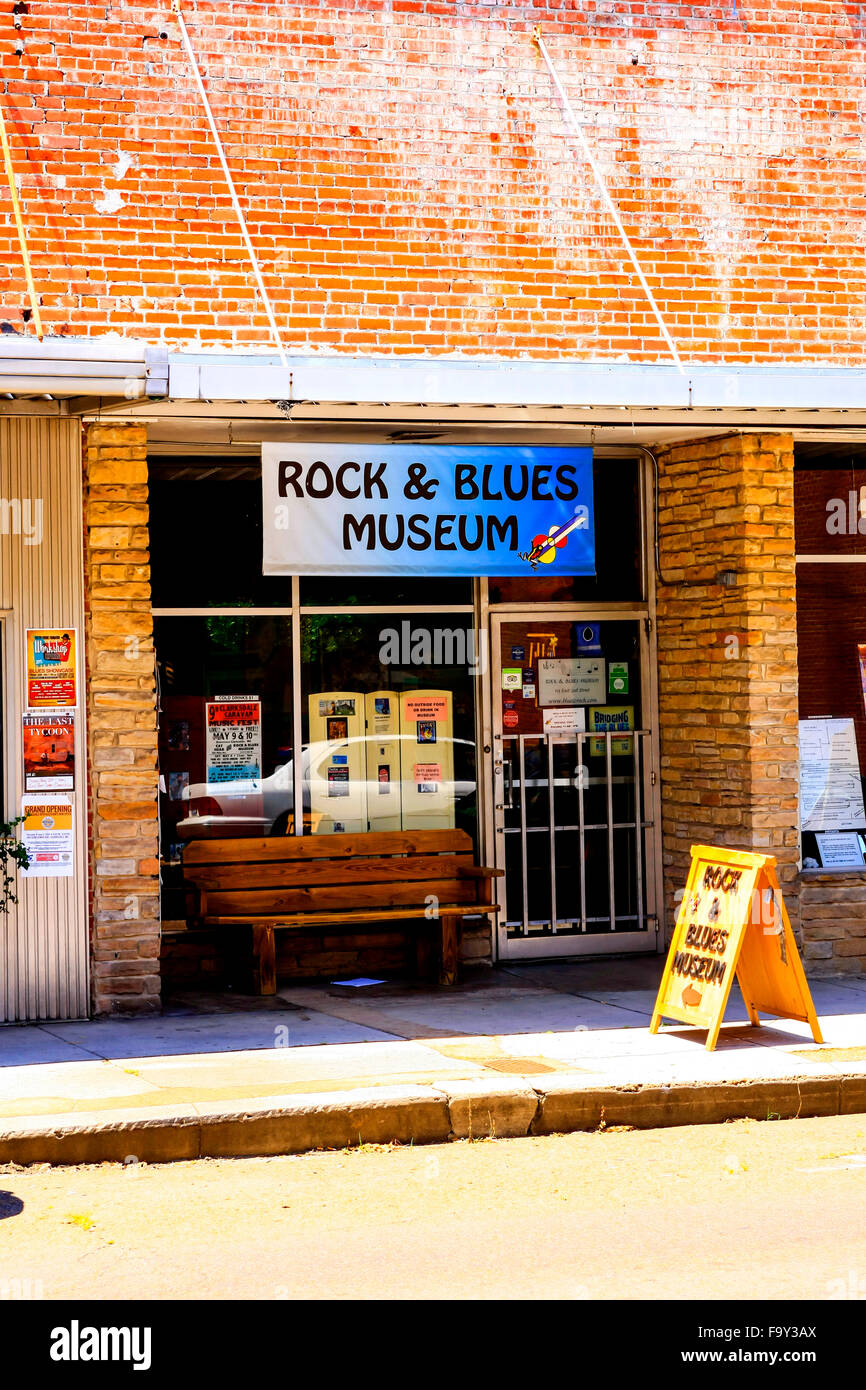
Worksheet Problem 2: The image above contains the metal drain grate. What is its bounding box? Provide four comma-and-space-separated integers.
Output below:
481, 1058, 558, 1074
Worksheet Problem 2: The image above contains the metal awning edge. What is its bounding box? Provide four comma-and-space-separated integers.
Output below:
0, 340, 168, 398
1, 342, 866, 412
168, 355, 866, 412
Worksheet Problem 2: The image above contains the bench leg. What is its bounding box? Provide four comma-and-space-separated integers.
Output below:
415, 924, 434, 983
252, 924, 277, 996
439, 914, 459, 987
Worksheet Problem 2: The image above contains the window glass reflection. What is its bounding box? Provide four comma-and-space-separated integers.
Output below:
301, 613, 478, 844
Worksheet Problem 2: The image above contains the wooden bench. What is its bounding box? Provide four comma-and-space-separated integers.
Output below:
182, 828, 502, 994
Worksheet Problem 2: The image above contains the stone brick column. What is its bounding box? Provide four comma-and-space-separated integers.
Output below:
84, 423, 160, 1014
655, 432, 800, 940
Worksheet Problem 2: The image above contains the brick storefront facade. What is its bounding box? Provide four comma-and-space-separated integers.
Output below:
2, 3, 865, 1016
656, 433, 801, 934
84, 424, 161, 1014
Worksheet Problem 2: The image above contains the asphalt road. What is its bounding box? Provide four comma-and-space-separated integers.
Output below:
1, 1113, 865, 1301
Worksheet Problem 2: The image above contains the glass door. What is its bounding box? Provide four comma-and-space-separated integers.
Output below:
491, 613, 658, 958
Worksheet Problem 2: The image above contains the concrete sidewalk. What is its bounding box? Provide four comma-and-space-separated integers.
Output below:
3, 958, 866, 1163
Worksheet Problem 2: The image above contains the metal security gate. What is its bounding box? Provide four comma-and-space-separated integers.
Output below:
491, 612, 659, 959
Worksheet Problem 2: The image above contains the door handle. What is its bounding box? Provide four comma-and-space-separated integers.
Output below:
495, 755, 514, 810
504, 757, 514, 811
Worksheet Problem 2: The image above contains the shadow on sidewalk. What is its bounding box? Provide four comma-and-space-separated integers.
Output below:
2, 955, 865, 1068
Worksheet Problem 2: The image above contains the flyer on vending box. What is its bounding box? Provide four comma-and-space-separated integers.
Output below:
403, 696, 448, 722
205, 696, 262, 783
26, 629, 77, 709
20, 798, 74, 877
22, 712, 75, 792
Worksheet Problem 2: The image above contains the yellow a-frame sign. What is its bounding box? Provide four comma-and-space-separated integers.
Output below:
651, 845, 823, 1051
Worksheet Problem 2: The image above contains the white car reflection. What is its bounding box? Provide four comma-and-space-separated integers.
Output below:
174, 735, 476, 839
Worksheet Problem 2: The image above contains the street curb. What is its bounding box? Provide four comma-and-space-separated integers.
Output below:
2, 1072, 865, 1165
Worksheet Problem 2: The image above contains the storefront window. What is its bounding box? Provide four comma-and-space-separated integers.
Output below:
796, 454, 866, 869
149, 468, 293, 608
155, 615, 294, 925
301, 577, 472, 607
300, 613, 477, 843
150, 462, 481, 926
150, 450, 640, 935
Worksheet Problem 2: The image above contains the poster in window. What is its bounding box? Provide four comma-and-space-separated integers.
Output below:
588, 705, 634, 756
814, 831, 866, 869
859, 645, 866, 719
23, 712, 75, 792
168, 771, 189, 802
319, 697, 355, 717
366, 690, 401, 831
799, 717, 866, 831
541, 707, 585, 735
205, 696, 262, 783
26, 629, 77, 709
166, 720, 190, 751
327, 716, 349, 743
414, 763, 441, 793
538, 658, 605, 707
328, 767, 350, 797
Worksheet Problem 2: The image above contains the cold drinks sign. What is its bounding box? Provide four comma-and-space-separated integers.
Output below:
261, 445, 595, 577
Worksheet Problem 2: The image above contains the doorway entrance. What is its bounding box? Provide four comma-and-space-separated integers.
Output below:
491, 612, 659, 959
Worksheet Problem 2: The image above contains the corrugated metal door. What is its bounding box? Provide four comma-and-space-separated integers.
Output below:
0, 415, 89, 1022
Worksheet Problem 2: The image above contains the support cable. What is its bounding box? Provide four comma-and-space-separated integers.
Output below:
172, 0, 288, 366
533, 27, 684, 374
0, 95, 43, 339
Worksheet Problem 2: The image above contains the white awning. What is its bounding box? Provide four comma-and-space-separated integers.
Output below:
0, 338, 168, 402
4, 341, 866, 434
164, 352, 866, 417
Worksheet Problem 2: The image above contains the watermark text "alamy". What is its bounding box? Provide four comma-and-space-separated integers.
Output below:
379, 622, 486, 674
0, 497, 42, 545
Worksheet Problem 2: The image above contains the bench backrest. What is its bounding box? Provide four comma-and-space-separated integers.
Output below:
182, 828, 480, 918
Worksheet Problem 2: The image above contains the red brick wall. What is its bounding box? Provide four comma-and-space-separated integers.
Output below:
795, 468, 866, 557
2, 2, 865, 359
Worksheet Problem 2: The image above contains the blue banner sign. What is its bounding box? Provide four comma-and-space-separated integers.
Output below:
262, 444, 594, 577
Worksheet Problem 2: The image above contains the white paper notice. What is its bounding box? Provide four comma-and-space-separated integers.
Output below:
799, 718, 866, 831
541, 707, 586, 734
538, 658, 605, 706
815, 831, 866, 869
